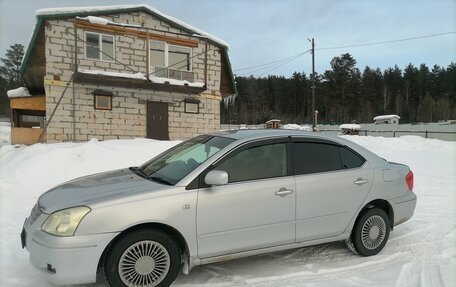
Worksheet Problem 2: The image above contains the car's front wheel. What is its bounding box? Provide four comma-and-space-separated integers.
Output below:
104, 229, 181, 287
351, 207, 390, 256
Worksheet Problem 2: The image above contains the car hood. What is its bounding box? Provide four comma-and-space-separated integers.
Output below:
38, 168, 168, 213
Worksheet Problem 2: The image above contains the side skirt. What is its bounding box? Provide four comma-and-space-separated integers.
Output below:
190, 233, 350, 268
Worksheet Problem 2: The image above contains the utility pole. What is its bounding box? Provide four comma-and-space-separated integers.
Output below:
310, 38, 316, 131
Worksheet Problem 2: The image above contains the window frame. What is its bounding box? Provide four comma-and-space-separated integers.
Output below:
84, 31, 115, 62
93, 94, 112, 110
291, 137, 367, 176
149, 40, 193, 74
197, 137, 292, 187
339, 145, 366, 169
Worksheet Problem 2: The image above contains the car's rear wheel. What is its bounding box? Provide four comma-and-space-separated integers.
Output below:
104, 229, 181, 287
351, 207, 390, 256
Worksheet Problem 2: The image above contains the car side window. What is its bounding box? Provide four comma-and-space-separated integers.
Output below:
216, 143, 287, 183
339, 146, 365, 169
292, 142, 342, 175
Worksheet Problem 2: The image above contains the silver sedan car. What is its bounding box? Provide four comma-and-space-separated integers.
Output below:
21, 130, 416, 287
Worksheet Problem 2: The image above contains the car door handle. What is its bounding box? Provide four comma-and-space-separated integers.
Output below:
275, 188, 293, 197
354, 178, 369, 186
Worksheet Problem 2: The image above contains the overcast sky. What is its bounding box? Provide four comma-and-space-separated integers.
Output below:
0, 0, 455, 77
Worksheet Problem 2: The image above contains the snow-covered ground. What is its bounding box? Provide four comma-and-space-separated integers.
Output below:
0, 122, 11, 147
0, 135, 455, 287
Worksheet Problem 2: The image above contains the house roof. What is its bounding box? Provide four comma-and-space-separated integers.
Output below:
20, 4, 236, 94
35, 4, 229, 48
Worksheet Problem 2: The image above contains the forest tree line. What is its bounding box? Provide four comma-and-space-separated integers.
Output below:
1, 45, 455, 124
222, 53, 456, 125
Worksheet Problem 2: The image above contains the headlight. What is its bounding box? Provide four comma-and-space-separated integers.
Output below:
42, 206, 91, 236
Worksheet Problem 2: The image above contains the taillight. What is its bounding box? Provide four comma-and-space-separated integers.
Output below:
405, 171, 414, 190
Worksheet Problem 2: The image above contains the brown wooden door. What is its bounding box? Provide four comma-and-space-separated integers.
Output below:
147, 101, 169, 140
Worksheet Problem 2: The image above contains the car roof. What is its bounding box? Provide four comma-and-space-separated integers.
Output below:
214, 129, 333, 141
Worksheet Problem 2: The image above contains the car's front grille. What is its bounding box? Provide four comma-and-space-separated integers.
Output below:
29, 203, 42, 225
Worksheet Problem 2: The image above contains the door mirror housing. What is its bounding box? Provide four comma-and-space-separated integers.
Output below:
204, 170, 229, 186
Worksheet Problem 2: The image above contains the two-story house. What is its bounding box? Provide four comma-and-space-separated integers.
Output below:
12, 4, 235, 144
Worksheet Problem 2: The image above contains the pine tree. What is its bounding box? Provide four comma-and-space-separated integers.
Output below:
0, 44, 25, 117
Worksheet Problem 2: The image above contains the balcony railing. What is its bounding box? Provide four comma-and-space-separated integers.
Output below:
150, 66, 194, 82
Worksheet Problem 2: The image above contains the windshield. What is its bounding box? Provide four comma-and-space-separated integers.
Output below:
139, 135, 235, 185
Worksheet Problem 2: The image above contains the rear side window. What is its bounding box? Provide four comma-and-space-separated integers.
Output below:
339, 147, 365, 169
292, 142, 342, 175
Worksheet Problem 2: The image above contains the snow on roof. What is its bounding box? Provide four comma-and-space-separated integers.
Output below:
339, 124, 361, 130
149, 76, 205, 88
36, 4, 229, 49
78, 68, 147, 80
265, 119, 281, 123
7, 87, 31, 98
78, 69, 205, 88
373, 114, 400, 121
282, 124, 313, 131
77, 16, 141, 28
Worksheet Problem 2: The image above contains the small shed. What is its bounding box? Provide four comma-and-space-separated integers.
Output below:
265, 119, 281, 129
373, 115, 400, 124
8, 87, 46, 144
339, 124, 361, 135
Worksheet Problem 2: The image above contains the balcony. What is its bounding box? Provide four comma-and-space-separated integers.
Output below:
150, 66, 194, 82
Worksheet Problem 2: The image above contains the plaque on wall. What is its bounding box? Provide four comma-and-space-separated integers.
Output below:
184, 101, 199, 114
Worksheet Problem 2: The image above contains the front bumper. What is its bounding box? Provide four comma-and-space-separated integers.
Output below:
22, 215, 119, 285
391, 191, 417, 226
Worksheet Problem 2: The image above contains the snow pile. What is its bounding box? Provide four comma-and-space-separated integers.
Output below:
149, 76, 205, 88
7, 87, 31, 98
77, 16, 141, 27
36, 4, 229, 49
339, 124, 361, 130
78, 68, 147, 80
0, 122, 11, 146
283, 124, 313, 131
0, 136, 455, 287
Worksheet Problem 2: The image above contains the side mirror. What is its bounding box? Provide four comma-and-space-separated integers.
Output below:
204, 170, 229, 186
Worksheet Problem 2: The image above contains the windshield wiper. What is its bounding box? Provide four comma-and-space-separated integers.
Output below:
149, 176, 173, 186
130, 167, 173, 185
129, 167, 149, 180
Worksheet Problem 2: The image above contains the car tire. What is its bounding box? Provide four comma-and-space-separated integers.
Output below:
104, 229, 181, 287
351, 207, 390, 256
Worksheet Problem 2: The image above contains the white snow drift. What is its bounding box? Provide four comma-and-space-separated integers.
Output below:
0, 135, 454, 287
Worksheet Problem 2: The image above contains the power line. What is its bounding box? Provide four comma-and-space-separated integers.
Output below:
237, 50, 311, 76
234, 50, 310, 71
257, 50, 311, 77
317, 31, 456, 51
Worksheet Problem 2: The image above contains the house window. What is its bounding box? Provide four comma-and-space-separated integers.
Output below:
169, 45, 191, 71
85, 32, 115, 61
13, 111, 45, 128
150, 41, 193, 81
94, 94, 112, 110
